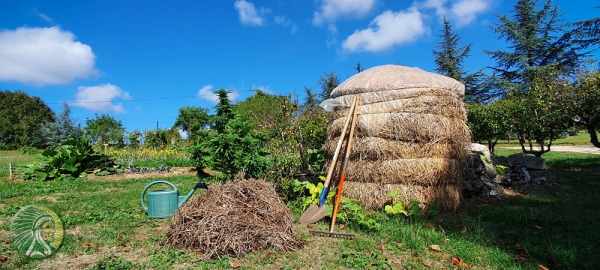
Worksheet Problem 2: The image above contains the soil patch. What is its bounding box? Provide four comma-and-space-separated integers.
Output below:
87, 167, 197, 181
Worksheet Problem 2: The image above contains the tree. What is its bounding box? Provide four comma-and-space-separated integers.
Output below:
303, 87, 320, 109
83, 114, 126, 147
189, 89, 270, 181
235, 90, 296, 137
433, 18, 472, 84
570, 15, 600, 52
173, 106, 210, 140
213, 89, 235, 133
0, 90, 55, 149
485, 0, 581, 94
552, 66, 600, 147
355, 62, 364, 73
502, 68, 572, 157
41, 103, 83, 147
467, 101, 511, 153
318, 71, 340, 100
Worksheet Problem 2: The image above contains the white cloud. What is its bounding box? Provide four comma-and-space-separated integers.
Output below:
450, 0, 491, 26
313, 0, 376, 26
234, 0, 268, 26
274, 15, 298, 33
422, 0, 448, 17
198, 85, 240, 103
72, 84, 131, 113
342, 7, 426, 52
0, 27, 97, 86
420, 0, 491, 27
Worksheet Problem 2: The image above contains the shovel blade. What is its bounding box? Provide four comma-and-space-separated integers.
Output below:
299, 205, 328, 224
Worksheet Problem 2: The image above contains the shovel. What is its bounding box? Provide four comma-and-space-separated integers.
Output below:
300, 96, 359, 224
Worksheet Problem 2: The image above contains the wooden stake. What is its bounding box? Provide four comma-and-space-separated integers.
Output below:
9, 162, 12, 180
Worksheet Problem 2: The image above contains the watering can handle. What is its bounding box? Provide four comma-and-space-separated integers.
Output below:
140, 180, 178, 213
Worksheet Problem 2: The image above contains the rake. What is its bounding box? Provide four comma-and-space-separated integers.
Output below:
309, 96, 359, 239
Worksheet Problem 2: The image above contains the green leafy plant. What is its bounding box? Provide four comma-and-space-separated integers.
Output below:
384, 191, 436, 217
384, 191, 408, 216
21, 137, 122, 181
93, 254, 138, 270
189, 89, 271, 181
334, 197, 381, 231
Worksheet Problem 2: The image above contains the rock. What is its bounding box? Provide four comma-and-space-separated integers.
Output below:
484, 162, 498, 178
469, 143, 492, 161
534, 177, 546, 184
521, 167, 531, 183
481, 175, 496, 189
502, 153, 546, 170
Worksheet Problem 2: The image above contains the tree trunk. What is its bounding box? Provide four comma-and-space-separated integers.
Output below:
586, 124, 600, 148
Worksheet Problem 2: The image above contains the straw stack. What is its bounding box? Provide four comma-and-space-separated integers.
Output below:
325, 65, 470, 211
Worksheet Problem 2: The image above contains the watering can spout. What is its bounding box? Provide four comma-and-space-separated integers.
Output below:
178, 181, 208, 208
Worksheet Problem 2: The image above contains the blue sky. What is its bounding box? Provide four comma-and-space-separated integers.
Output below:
0, 0, 597, 134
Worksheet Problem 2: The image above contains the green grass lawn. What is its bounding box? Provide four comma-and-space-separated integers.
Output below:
1, 150, 599, 269
495, 130, 593, 147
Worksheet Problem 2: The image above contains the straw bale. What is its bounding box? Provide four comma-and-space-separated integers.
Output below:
324, 136, 466, 160
328, 113, 470, 144
341, 158, 465, 185
329, 88, 462, 111
342, 182, 462, 211
330, 65, 464, 98
332, 95, 466, 119
167, 179, 303, 259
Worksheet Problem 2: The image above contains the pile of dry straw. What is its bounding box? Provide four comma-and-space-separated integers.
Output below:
325, 65, 471, 211
167, 179, 303, 259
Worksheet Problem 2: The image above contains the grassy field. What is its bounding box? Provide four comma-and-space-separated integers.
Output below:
494, 130, 592, 146
1, 149, 599, 269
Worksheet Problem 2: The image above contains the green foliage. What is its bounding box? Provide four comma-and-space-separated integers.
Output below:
143, 128, 180, 150
292, 177, 380, 231
0, 90, 56, 149
190, 89, 270, 181
84, 114, 126, 147
318, 71, 340, 100
173, 106, 210, 140
18, 146, 38, 155
334, 197, 381, 231
467, 101, 511, 153
127, 130, 142, 149
149, 248, 196, 268
41, 103, 83, 147
93, 254, 139, 270
486, 0, 581, 93
21, 137, 122, 181
235, 90, 296, 138
384, 191, 408, 216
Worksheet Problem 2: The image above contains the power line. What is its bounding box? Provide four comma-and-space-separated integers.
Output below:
47, 89, 263, 105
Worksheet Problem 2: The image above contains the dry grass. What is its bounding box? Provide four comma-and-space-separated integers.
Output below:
324, 136, 465, 160
342, 181, 462, 211
328, 113, 470, 145
343, 158, 465, 185
167, 179, 303, 259
333, 94, 466, 119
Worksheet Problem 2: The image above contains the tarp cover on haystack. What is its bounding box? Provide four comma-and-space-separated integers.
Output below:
166, 179, 303, 259
325, 65, 470, 211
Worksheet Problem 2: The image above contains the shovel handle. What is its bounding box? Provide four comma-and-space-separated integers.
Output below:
321, 96, 359, 204
330, 96, 360, 233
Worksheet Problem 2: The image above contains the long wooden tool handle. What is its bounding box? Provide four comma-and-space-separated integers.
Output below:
330, 95, 360, 232
318, 96, 359, 206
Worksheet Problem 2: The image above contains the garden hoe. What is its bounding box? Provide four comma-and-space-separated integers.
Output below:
309, 96, 359, 239
300, 96, 359, 225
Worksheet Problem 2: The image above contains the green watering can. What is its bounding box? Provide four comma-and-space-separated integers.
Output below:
141, 180, 208, 218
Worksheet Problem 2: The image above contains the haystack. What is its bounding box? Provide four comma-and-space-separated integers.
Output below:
166, 179, 303, 259
325, 65, 470, 211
